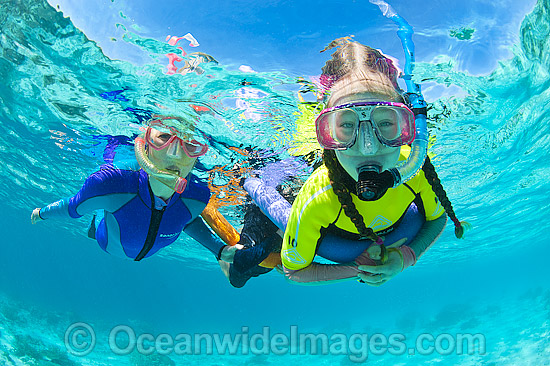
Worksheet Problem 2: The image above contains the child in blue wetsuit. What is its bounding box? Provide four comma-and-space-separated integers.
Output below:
31, 117, 239, 262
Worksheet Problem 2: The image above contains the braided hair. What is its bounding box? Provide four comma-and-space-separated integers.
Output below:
422, 156, 466, 238
320, 39, 467, 239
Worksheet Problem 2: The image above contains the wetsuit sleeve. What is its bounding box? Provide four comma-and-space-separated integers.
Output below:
281, 177, 333, 270
283, 215, 448, 283
390, 170, 447, 269
39, 198, 71, 219
183, 217, 226, 259
283, 263, 362, 285
283, 216, 447, 283
179, 176, 211, 220
401, 214, 447, 269
179, 177, 226, 258
39, 166, 137, 220
280, 172, 367, 283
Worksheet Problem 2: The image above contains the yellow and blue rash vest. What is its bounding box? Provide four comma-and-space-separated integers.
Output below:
281, 156, 445, 270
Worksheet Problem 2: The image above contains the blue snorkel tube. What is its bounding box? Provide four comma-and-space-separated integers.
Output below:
359, 1, 428, 199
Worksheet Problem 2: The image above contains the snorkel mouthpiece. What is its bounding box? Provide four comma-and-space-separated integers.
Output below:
356, 165, 395, 201
134, 135, 188, 194
173, 177, 187, 194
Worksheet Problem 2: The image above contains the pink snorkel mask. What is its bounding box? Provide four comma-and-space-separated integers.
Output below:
135, 117, 209, 194
315, 101, 415, 151
145, 118, 209, 157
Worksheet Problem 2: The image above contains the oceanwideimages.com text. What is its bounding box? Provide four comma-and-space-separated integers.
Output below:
65, 323, 486, 362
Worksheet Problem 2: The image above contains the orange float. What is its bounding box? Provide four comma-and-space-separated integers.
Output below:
201, 202, 281, 268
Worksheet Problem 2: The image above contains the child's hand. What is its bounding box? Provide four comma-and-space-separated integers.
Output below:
30, 208, 43, 224
358, 248, 404, 286
219, 244, 244, 263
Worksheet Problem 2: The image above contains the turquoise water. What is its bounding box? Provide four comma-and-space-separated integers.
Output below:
1, 0, 549, 365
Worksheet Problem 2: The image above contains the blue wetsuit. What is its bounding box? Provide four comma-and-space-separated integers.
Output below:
39, 160, 226, 260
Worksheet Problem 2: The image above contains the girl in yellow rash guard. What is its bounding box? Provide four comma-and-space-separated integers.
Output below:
281, 41, 468, 286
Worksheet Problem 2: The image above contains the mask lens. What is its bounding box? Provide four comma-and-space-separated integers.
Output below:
332, 109, 358, 145
147, 125, 176, 149
183, 140, 208, 157
370, 106, 414, 146
371, 107, 401, 140
316, 109, 358, 149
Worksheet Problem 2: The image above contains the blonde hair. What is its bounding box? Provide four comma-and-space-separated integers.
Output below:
320, 41, 403, 107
